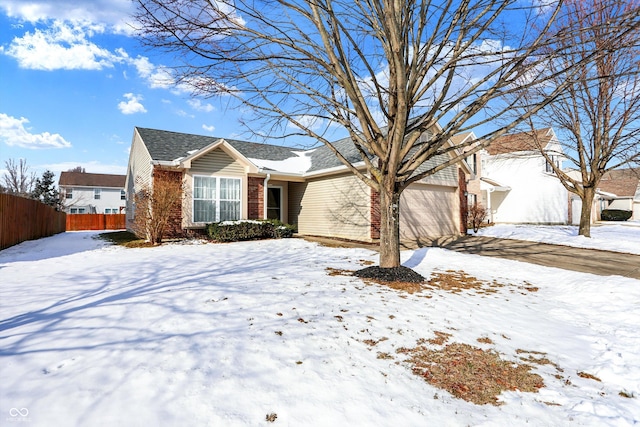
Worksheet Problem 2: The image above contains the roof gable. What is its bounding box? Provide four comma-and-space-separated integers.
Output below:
598, 168, 640, 197
486, 128, 556, 155
59, 172, 125, 188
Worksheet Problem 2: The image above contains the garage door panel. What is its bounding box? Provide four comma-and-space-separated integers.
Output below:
400, 185, 457, 240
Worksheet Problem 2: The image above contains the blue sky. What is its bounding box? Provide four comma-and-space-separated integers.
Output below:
0, 0, 245, 179
0, 0, 555, 182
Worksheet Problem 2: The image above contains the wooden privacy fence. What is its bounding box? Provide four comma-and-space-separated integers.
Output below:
66, 214, 126, 231
0, 193, 66, 250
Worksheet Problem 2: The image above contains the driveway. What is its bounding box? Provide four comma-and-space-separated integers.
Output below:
402, 235, 640, 280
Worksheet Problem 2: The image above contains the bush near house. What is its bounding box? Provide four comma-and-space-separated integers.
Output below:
206, 219, 296, 242
467, 203, 489, 233
601, 209, 632, 221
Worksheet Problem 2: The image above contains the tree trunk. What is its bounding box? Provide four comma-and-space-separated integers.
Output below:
578, 187, 596, 238
378, 187, 401, 268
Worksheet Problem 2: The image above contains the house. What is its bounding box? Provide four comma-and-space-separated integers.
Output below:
59, 172, 127, 214
125, 127, 471, 242
568, 168, 640, 224
598, 168, 640, 220
466, 128, 568, 224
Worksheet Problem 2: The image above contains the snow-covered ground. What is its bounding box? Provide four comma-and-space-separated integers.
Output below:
475, 223, 640, 255
1, 232, 639, 426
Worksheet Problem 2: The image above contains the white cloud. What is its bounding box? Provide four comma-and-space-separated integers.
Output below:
202, 124, 215, 133
188, 99, 215, 113
4, 20, 125, 70
129, 55, 180, 90
117, 93, 147, 115
0, 113, 72, 149
0, 0, 135, 34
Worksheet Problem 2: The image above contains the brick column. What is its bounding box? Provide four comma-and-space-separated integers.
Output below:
370, 188, 380, 239
153, 168, 184, 238
458, 168, 468, 234
248, 177, 265, 219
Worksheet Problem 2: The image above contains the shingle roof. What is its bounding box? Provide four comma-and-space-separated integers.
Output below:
307, 135, 370, 172
598, 168, 640, 197
486, 128, 554, 155
135, 126, 456, 179
136, 126, 357, 173
136, 127, 297, 163
59, 172, 125, 188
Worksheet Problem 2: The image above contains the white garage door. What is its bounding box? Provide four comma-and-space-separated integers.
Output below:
400, 184, 458, 240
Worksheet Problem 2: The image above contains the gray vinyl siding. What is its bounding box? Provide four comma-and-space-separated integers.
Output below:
191, 149, 245, 175
125, 131, 154, 230
289, 173, 371, 241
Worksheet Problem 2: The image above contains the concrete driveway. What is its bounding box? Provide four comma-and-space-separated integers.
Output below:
402, 235, 640, 280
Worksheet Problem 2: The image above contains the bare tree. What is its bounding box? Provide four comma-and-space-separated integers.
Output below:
2, 158, 36, 196
67, 166, 86, 173
517, 0, 640, 237
132, 170, 184, 245
134, 0, 609, 270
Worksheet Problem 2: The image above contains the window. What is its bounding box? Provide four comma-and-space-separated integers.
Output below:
193, 176, 241, 223
105, 208, 113, 214
545, 155, 562, 173
94, 189, 101, 200
70, 208, 86, 214
466, 153, 477, 175
120, 190, 126, 200
66, 188, 73, 199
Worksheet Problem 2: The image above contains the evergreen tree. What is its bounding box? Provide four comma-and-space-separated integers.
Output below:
32, 170, 62, 210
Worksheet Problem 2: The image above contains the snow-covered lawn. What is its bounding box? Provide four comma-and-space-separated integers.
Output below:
475, 223, 640, 255
1, 232, 639, 426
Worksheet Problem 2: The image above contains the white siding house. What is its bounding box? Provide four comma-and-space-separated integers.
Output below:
469, 128, 568, 225
59, 172, 126, 214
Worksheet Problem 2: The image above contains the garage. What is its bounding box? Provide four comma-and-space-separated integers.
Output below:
400, 183, 459, 240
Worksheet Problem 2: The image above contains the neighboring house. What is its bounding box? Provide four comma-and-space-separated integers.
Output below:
466, 128, 568, 224
59, 172, 127, 214
125, 127, 471, 242
568, 168, 640, 224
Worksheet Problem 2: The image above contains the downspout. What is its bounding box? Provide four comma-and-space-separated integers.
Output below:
263, 173, 271, 219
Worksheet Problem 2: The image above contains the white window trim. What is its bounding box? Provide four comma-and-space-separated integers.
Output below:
192, 175, 242, 223
94, 188, 101, 200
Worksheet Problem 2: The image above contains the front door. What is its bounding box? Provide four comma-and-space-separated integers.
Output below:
267, 187, 282, 221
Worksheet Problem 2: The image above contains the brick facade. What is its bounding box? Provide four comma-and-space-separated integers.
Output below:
248, 177, 265, 220
458, 168, 468, 234
153, 168, 184, 239
370, 189, 380, 239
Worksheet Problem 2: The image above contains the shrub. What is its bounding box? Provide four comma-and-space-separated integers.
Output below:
467, 202, 488, 233
601, 209, 632, 221
206, 219, 296, 242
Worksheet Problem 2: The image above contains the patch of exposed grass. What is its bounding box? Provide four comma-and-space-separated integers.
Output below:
426, 270, 504, 294
577, 371, 602, 382
325, 267, 354, 276
97, 231, 152, 248
399, 342, 544, 405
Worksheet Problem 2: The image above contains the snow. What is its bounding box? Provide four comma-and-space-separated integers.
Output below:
1, 231, 639, 426
248, 150, 313, 174
475, 223, 640, 255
